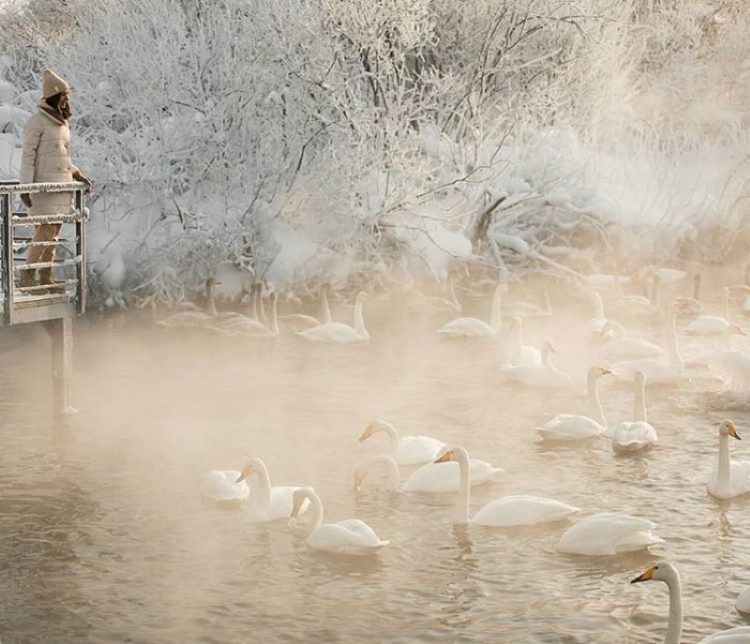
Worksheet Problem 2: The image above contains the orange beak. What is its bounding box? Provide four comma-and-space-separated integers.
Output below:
358, 425, 373, 443
235, 465, 252, 483
434, 450, 453, 464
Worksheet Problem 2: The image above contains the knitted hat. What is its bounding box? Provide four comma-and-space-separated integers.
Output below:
41, 69, 70, 99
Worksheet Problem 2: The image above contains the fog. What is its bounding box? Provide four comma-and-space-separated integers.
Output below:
2, 262, 750, 642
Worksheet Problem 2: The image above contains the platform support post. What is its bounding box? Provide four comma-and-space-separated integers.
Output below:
43, 317, 73, 418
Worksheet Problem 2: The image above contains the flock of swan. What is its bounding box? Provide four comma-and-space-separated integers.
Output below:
174, 266, 750, 642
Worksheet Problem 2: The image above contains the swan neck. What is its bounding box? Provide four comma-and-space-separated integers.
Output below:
510, 324, 522, 364
593, 292, 605, 320
722, 288, 731, 322
354, 299, 368, 338
718, 433, 732, 489
382, 457, 400, 490
253, 460, 272, 505
542, 288, 551, 313
692, 274, 701, 301
490, 288, 503, 330
305, 491, 324, 537
321, 289, 332, 324
454, 448, 471, 524
634, 378, 647, 423
665, 572, 683, 644
379, 422, 399, 454
650, 275, 660, 306
448, 276, 460, 308
666, 314, 682, 366
206, 283, 218, 316
269, 297, 279, 336
587, 371, 606, 426
252, 285, 260, 320
259, 291, 267, 323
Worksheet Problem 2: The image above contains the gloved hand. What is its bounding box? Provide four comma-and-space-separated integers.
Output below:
72, 170, 92, 189
20, 193, 31, 208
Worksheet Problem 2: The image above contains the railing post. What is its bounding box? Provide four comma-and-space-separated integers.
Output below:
75, 188, 86, 314
43, 317, 73, 418
1, 192, 13, 325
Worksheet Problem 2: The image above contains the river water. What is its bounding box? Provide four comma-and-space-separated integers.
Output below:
2, 288, 750, 643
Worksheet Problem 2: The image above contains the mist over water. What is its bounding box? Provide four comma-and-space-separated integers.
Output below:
2, 270, 750, 642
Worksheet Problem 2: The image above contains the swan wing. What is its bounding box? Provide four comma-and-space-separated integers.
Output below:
260, 486, 310, 521
437, 317, 494, 336
402, 462, 461, 493
612, 359, 680, 384
612, 422, 658, 452
157, 311, 212, 328
538, 414, 606, 441
467, 459, 504, 484
472, 495, 580, 527
556, 513, 661, 556
708, 351, 750, 392
686, 315, 729, 335
297, 322, 364, 343
308, 520, 389, 553
200, 470, 249, 501
605, 338, 664, 359
519, 345, 542, 366
394, 435, 446, 465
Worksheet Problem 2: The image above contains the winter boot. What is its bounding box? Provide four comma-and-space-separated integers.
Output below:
18, 267, 37, 290
38, 267, 65, 294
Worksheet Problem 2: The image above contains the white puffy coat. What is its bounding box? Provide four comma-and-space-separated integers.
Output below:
20, 108, 80, 217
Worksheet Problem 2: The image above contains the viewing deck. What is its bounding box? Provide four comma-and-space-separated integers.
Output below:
0, 181, 88, 326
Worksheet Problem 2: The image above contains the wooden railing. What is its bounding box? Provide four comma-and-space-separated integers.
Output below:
0, 181, 88, 326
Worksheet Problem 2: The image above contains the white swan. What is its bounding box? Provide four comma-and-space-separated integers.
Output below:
297, 291, 369, 343
359, 419, 445, 466
631, 562, 750, 644
502, 339, 571, 388
436, 446, 579, 526
609, 273, 661, 319
211, 283, 267, 332
612, 371, 657, 453
217, 292, 279, 337
612, 311, 683, 384
538, 366, 611, 441
736, 587, 750, 613
504, 287, 552, 318
158, 277, 220, 328
585, 291, 610, 342
437, 284, 505, 337
200, 467, 250, 502
235, 458, 310, 523
601, 320, 665, 359
686, 287, 746, 336
707, 420, 750, 499
290, 487, 389, 555
508, 316, 542, 367
279, 286, 332, 331
556, 512, 663, 555
674, 272, 703, 316
354, 454, 503, 494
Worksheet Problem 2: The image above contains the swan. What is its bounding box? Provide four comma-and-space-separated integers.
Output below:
297, 291, 369, 343
601, 320, 665, 359
609, 273, 661, 318
612, 311, 683, 384
235, 458, 310, 523
502, 339, 572, 388
437, 284, 505, 337
279, 286, 333, 331
631, 562, 750, 644
686, 288, 746, 336
158, 277, 220, 328
435, 446, 579, 526
556, 512, 663, 555
736, 587, 750, 613
289, 487, 389, 555
585, 291, 611, 342
707, 420, 750, 499
504, 287, 552, 318
211, 283, 267, 330
612, 371, 657, 453
507, 316, 542, 367
537, 366, 611, 441
354, 454, 503, 493
216, 292, 279, 337
358, 419, 445, 466
200, 467, 250, 503
674, 272, 703, 316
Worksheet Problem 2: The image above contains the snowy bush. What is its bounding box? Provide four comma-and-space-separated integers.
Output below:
0, 0, 748, 303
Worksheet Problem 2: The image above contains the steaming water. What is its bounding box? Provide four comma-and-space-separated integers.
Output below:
2, 294, 750, 643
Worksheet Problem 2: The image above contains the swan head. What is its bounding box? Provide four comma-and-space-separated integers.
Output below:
590, 365, 612, 379
630, 562, 678, 585
359, 419, 394, 442
235, 457, 264, 483
434, 448, 454, 463
719, 419, 741, 440
509, 316, 522, 329
353, 469, 365, 492
542, 339, 557, 353
356, 291, 369, 303
434, 446, 468, 464
290, 487, 314, 518
730, 324, 747, 336
634, 370, 646, 386
206, 276, 221, 288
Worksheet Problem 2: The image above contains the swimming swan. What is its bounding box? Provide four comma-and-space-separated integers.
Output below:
612, 371, 657, 453
297, 291, 369, 343
436, 446, 579, 527
538, 366, 611, 441
437, 284, 505, 337
235, 458, 310, 522
502, 339, 571, 388
556, 512, 663, 555
707, 420, 750, 499
686, 287, 746, 336
631, 562, 750, 644
279, 286, 332, 331
612, 311, 683, 384
289, 487, 389, 555
508, 316, 542, 367
359, 419, 445, 466
200, 467, 250, 502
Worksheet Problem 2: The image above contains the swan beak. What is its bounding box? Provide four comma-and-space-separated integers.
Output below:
235, 465, 252, 483
733, 326, 747, 336
434, 450, 453, 463
358, 425, 373, 442
354, 471, 364, 492
630, 566, 655, 584
600, 367, 612, 376
730, 425, 742, 440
